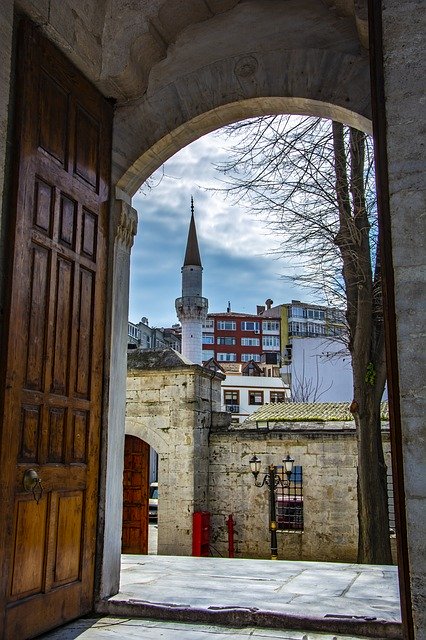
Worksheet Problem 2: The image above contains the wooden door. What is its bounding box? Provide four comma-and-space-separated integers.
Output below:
122, 436, 149, 554
0, 21, 112, 639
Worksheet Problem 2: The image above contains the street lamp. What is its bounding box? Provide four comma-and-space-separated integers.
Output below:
249, 453, 295, 560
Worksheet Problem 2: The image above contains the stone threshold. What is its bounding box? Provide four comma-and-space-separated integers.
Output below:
96, 598, 403, 639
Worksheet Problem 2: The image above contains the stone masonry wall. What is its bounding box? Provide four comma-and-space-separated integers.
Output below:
126, 364, 223, 556
208, 426, 393, 562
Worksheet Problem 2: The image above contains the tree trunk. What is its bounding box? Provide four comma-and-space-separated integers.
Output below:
352, 368, 392, 564
333, 122, 392, 564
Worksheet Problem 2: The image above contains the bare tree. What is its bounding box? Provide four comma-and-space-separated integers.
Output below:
290, 349, 333, 403
215, 116, 391, 564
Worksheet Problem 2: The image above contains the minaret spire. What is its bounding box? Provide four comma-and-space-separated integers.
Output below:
183, 197, 202, 267
175, 197, 208, 364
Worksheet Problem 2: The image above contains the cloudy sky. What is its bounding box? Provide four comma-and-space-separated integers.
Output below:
129, 127, 308, 328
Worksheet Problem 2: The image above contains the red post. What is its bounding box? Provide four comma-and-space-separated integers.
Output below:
226, 514, 235, 558
192, 511, 210, 556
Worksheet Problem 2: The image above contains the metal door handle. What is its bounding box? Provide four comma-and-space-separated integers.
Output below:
23, 469, 44, 504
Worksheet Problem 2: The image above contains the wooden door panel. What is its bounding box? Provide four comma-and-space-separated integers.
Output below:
38, 71, 69, 166
26, 244, 51, 391
122, 436, 149, 554
10, 496, 48, 599
0, 20, 112, 639
54, 492, 84, 586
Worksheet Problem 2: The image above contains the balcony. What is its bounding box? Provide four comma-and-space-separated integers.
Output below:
175, 296, 208, 320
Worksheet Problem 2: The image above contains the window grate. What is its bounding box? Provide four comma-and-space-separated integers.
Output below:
276, 465, 304, 532
387, 465, 395, 535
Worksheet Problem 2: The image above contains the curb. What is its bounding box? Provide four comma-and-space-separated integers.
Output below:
96, 598, 403, 639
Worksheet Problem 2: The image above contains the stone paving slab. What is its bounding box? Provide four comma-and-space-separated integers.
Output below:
94, 555, 402, 638
115, 555, 400, 620
37, 616, 390, 640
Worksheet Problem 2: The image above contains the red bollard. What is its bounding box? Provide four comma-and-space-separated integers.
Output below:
226, 514, 235, 558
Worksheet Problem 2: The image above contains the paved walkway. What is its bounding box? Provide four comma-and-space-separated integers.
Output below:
38, 555, 402, 640
38, 616, 395, 640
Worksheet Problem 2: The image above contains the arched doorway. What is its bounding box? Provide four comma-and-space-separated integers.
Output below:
0, 3, 421, 637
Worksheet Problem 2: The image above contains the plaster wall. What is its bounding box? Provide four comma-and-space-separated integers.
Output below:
382, 2, 426, 635
180, 320, 204, 365
288, 338, 354, 402
208, 427, 393, 562
221, 375, 289, 421
182, 265, 202, 297
125, 366, 222, 555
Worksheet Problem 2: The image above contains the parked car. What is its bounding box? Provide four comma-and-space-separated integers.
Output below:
149, 482, 158, 521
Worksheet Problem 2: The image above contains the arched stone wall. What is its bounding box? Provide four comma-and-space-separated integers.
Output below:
112, 0, 371, 192
115, 94, 372, 196
95, 0, 373, 603
2, 2, 421, 635
126, 417, 170, 459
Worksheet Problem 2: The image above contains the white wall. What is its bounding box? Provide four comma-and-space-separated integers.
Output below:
285, 338, 353, 402
222, 375, 289, 421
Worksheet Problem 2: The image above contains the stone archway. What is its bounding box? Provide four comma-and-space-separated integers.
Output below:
0, 2, 422, 637
100, 0, 375, 603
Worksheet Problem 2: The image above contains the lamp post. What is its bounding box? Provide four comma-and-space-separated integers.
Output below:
249, 454, 294, 560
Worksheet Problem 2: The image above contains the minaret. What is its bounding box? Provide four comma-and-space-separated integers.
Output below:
175, 198, 208, 364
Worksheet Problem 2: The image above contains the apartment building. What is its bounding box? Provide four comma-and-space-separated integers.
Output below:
127, 317, 182, 352
201, 309, 281, 366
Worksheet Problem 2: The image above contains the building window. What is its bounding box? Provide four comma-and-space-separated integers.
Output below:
289, 321, 304, 336
202, 334, 214, 344
217, 321, 236, 330
202, 349, 215, 360
241, 337, 260, 346
218, 353, 237, 362
290, 306, 305, 318
307, 308, 325, 320
262, 321, 280, 332
276, 465, 303, 532
217, 337, 236, 345
224, 390, 239, 413
224, 390, 239, 404
262, 336, 280, 348
241, 321, 260, 332
241, 354, 261, 362
248, 390, 264, 405
270, 391, 286, 403
202, 319, 214, 329
128, 323, 141, 340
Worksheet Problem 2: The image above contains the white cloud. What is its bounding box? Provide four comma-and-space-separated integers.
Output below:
129, 127, 306, 326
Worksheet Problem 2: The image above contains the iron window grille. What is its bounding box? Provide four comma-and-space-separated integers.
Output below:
276, 465, 304, 532
387, 465, 395, 535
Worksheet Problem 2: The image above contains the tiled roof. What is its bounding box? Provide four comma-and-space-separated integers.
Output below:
246, 402, 389, 423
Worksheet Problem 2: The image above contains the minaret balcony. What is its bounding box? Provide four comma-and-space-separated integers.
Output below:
175, 296, 208, 319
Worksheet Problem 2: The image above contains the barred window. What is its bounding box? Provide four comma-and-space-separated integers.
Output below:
276, 465, 303, 532
387, 465, 395, 535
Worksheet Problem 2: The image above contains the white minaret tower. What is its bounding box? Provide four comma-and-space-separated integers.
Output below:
175, 198, 208, 364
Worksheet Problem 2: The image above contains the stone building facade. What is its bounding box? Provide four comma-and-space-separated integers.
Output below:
208, 421, 393, 563
125, 349, 226, 556
126, 360, 393, 564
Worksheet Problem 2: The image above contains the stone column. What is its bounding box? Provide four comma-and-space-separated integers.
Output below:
377, 3, 425, 637
96, 195, 137, 599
